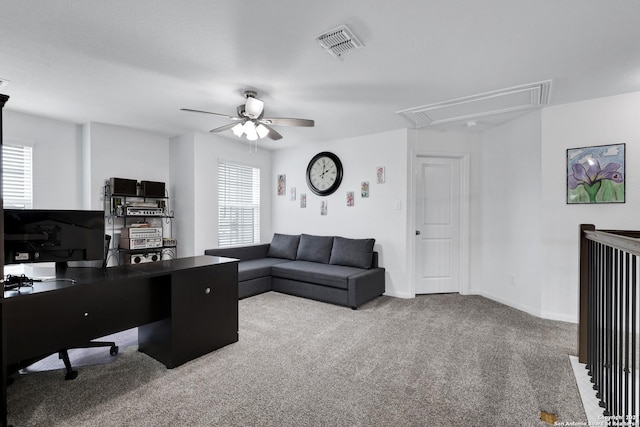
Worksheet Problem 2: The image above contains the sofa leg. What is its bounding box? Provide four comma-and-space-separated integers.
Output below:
351, 306, 357, 310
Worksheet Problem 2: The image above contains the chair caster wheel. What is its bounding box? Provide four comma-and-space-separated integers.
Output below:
65, 370, 78, 381
110, 345, 119, 356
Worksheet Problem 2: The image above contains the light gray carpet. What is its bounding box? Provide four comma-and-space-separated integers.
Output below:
7, 292, 587, 426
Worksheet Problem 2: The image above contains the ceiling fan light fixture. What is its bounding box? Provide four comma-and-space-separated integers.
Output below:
244, 96, 264, 118
231, 122, 245, 137
244, 121, 258, 140
256, 124, 269, 139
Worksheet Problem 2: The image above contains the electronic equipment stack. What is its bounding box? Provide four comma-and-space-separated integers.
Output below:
105, 177, 176, 266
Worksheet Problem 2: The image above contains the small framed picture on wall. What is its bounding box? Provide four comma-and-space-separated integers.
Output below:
361, 181, 369, 198
277, 174, 286, 196
347, 191, 354, 206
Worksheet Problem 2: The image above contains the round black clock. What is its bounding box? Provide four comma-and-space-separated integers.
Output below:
306, 151, 343, 196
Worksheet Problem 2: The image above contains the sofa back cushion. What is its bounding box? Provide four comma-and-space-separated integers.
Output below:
267, 233, 300, 260
296, 234, 334, 264
329, 236, 375, 269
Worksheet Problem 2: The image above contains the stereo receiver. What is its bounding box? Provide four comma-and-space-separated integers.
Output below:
120, 237, 163, 250
121, 227, 162, 239
125, 207, 164, 216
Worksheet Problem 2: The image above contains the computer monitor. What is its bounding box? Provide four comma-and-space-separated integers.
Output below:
3, 209, 105, 267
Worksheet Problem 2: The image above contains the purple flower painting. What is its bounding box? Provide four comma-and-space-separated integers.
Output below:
567, 144, 625, 204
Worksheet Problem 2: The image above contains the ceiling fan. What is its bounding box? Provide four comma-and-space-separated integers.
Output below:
181, 90, 314, 141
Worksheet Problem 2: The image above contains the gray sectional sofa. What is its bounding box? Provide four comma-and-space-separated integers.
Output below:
204, 233, 385, 309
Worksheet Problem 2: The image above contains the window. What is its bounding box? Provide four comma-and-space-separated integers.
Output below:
218, 161, 260, 247
2, 143, 33, 209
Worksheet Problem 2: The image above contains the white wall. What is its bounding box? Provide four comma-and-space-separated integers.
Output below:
477, 110, 543, 317
540, 91, 640, 322
84, 121, 170, 210
169, 132, 196, 257
3, 110, 82, 208
170, 131, 272, 257
271, 129, 408, 297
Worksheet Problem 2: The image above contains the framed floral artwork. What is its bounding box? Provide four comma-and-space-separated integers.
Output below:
567, 143, 625, 204
346, 191, 354, 206
277, 174, 286, 196
361, 181, 369, 197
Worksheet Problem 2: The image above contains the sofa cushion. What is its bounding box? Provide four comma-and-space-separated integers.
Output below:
329, 236, 375, 269
267, 233, 300, 260
271, 260, 367, 290
296, 234, 334, 264
238, 258, 291, 282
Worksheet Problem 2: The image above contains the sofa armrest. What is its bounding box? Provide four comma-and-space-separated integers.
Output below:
347, 267, 385, 309
205, 244, 270, 261
371, 252, 379, 268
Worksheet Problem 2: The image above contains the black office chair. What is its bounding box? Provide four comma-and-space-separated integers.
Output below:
56, 234, 119, 380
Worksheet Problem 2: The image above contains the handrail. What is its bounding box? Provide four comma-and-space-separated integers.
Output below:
584, 229, 640, 256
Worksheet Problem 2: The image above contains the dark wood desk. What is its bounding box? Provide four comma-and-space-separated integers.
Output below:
0, 255, 238, 427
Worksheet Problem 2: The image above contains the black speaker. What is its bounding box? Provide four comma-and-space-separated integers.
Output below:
109, 177, 137, 196
141, 181, 166, 198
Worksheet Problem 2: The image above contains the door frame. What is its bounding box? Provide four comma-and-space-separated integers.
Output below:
408, 150, 470, 297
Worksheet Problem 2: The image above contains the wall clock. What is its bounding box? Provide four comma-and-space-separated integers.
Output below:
306, 151, 343, 196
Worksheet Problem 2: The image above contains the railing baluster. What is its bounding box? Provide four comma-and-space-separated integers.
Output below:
632, 254, 637, 418
623, 251, 630, 417
593, 243, 604, 401
606, 245, 612, 414
616, 248, 623, 416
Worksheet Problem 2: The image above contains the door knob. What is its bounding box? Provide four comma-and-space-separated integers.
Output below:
415, 230, 421, 235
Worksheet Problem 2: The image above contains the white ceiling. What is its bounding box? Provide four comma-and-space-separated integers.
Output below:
1, 1, 640, 149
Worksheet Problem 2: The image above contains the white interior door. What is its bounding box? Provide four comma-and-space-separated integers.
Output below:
414, 156, 461, 294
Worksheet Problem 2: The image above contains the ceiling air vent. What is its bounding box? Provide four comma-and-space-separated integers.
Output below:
315, 25, 363, 60
0, 78, 10, 90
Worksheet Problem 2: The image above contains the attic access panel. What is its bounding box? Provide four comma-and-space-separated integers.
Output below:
397, 81, 552, 128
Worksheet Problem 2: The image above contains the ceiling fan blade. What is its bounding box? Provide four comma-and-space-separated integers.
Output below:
260, 117, 315, 127
180, 108, 241, 120
263, 124, 283, 140
209, 122, 240, 133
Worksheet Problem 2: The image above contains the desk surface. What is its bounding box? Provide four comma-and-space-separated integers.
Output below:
2, 255, 238, 299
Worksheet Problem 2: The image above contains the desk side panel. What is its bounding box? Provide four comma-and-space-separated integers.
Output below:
172, 263, 239, 365
4, 276, 165, 363
140, 263, 239, 368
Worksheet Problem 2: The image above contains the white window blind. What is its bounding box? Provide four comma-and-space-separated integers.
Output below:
218, 161, 260, 247
2, 144, 33, 209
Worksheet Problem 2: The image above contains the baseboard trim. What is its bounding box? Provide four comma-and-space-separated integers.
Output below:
475, 291, 577, 323
383, 290, 413, 299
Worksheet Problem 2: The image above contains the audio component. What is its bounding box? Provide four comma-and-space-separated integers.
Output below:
128, 201, 158, 208
121, 227, 162, 239
120, 237, 163, 250
162, 238, 177, 247
128, 252, 161, 264
109, 177, 137, 196
141, 180, 166, 198
125, 207, 164, 216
